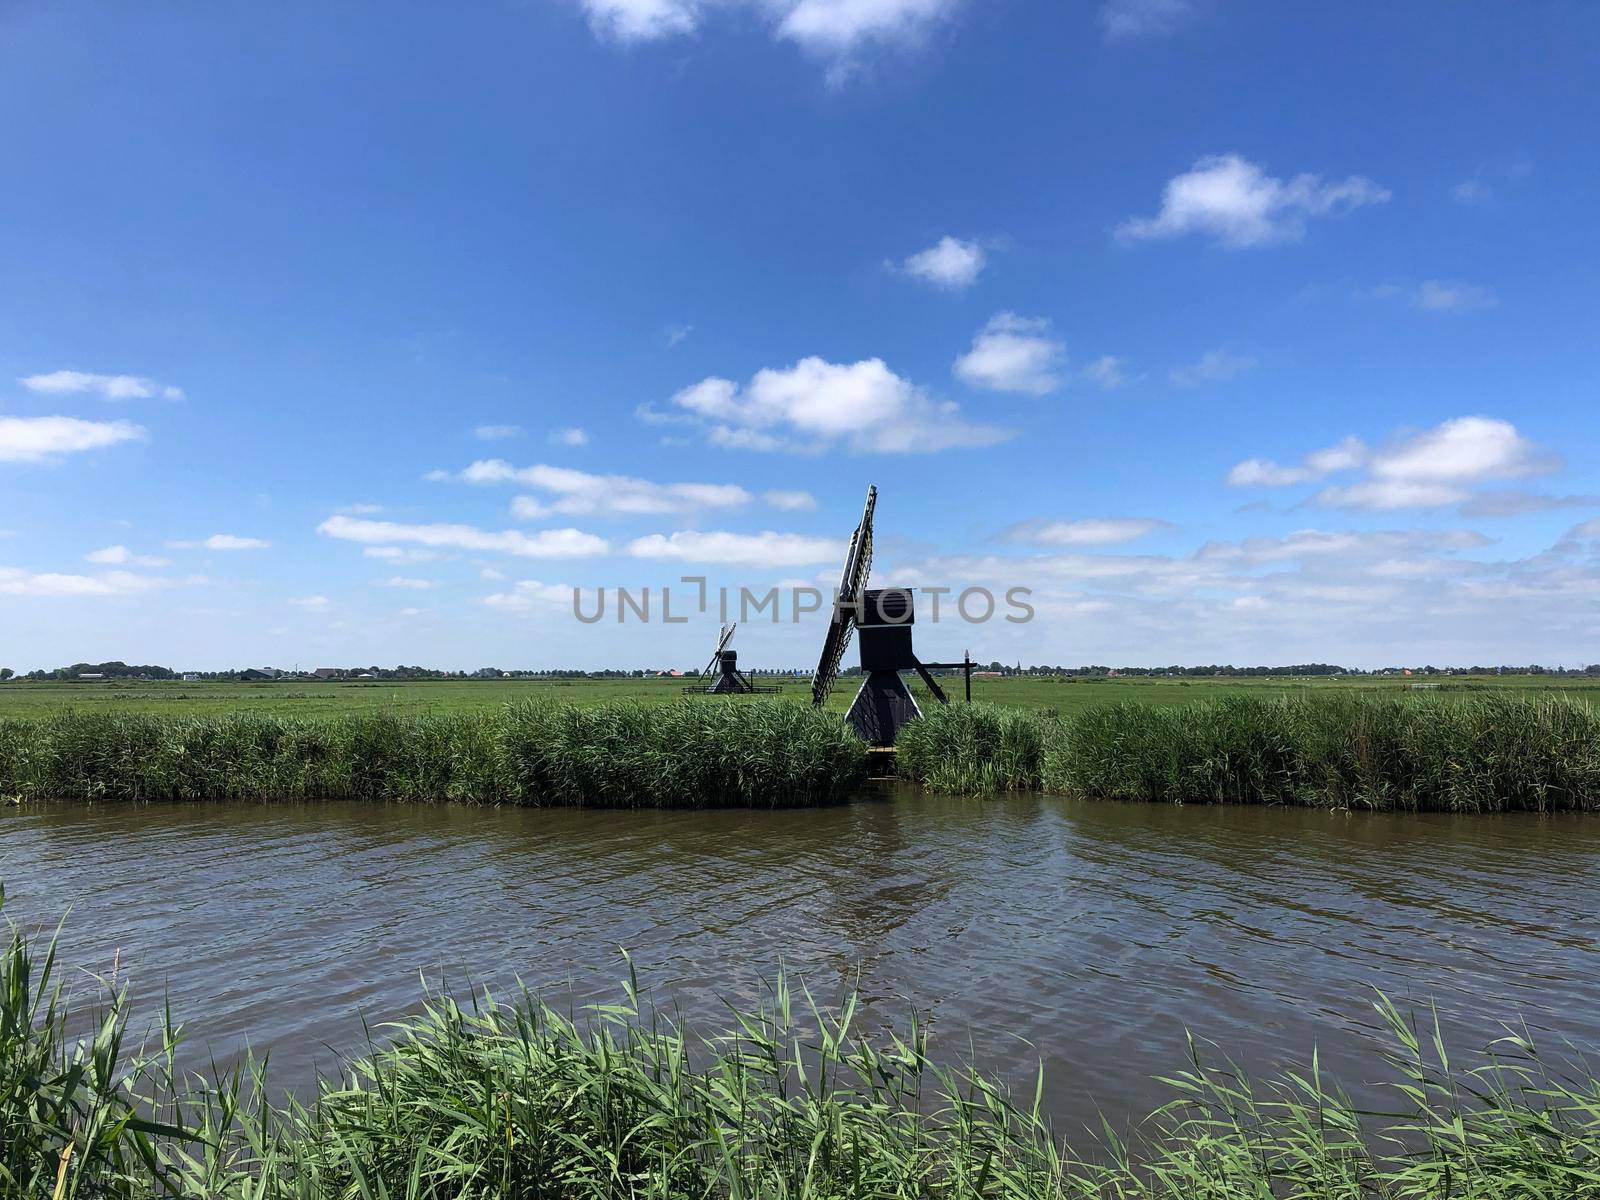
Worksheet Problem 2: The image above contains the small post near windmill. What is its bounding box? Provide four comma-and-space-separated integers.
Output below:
811, 484, 976, 748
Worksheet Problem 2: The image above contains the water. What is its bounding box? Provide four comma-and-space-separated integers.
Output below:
5, 791, 1599, 1136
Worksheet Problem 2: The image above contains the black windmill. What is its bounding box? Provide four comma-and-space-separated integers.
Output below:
811, 485, 974, 746
691, 623, 779, 695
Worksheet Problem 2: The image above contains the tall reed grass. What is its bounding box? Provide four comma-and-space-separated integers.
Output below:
0, 699, 866, 808
899, 693, 1600, 809
8, 692, 1600, 810
7, 889, 1600, 1198
896, 703, 1054, 793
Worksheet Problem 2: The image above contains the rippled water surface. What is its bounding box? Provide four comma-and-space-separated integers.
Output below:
5, 792, 1598, 1133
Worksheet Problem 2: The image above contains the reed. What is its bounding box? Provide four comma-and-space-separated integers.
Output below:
7, 890, 1600, 1198
1047, 693, 1600, 810
8, 692, 1600, 810
896, 702, 1054, 793
894, 693, 1600, 808
0, 699, 866, 808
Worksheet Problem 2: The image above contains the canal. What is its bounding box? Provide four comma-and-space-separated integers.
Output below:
4, 789, 1597, 1136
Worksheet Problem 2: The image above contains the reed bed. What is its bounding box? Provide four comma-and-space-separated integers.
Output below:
896, 702, 1054, 793
7, 692, 1600, 810
899, 693, 1600, 809
6, 891, 1600, 1198
0, 699, 866, 808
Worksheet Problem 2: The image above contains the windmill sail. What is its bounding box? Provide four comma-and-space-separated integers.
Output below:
811, 485, 876, 705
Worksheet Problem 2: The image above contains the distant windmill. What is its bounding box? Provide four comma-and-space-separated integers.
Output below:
811, 485, 974, 746
691, 623, 780, 695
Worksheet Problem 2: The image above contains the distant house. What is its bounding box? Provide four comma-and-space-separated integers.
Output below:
181, 673, 201, 682
77, 672, 105, 681
313, 668, 340, 680
355, 672, 377, 680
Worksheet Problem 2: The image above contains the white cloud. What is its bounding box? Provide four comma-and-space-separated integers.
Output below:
19, 370, 183, 401
336, 502, 385, 515
483, 580, 577, 612
776, 0, 961, 56
665, 324, 693, 347
1232, 418, 1557, 512
573, 0, 960, 72
764, 489, 818, 511
1101, 0, 1192, 38
451, 460, 750, 516
670, 356, 1010, 453
1452, 180, 1490, 205
0, 567, 169, 597
1363, 416, 1550, 485
897, 235, 985, 289
380, 577, 438, 590
549, 426, 590, 447
85, 545, 172, 568
474, 424, 524, 441
1415, 280, 1498, 312
1083, 355, 1129, 389
1118, 154, 1390, 248
1228, 435, 1367, 486
167, 533, 271, 551
1169, 349, 1257, 387
953, 313, 1065, 395
363, 546, 442, 563
0, 415, 146, 463
1567, 519, 1600, 541
289, 595, 331, 610
1311, 480, 1473, 511
318, 514, 609, 559
1004, 518, 1170, 546
579, 0, 697, 41
627, 530, 842, 565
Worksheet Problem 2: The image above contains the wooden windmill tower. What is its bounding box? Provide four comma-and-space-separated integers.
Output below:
810, 485, 974, 746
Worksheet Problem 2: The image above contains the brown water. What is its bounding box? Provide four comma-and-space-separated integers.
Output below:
4, 791, 1598, 1135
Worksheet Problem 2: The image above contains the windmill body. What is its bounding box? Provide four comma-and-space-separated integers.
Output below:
842, 588, 924, 746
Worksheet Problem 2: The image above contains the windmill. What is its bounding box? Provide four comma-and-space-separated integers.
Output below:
691, 623, 779, 694
811, 484, 974, 746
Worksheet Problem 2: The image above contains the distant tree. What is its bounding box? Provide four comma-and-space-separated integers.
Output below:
0, 668, 12, 681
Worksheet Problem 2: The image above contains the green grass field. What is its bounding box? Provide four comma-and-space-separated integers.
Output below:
2, 671, 1597, 719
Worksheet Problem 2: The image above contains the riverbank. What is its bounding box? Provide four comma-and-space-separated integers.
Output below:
4, 693, 1599, 810
899, 694, 1600, 810
0, 699, 865, 807
6, 896, 1597, 1198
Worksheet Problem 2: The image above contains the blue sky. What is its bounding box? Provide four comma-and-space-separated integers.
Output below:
2, 0, 1597, 671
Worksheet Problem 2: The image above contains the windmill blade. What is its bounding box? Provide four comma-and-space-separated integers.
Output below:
811, 486, 876, 705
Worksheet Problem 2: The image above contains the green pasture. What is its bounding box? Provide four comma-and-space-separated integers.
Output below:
1, 670, 1597, 719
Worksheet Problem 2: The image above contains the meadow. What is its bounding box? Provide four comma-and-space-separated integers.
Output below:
2, 670, 1597, 719
7, 892, 1600, 1198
